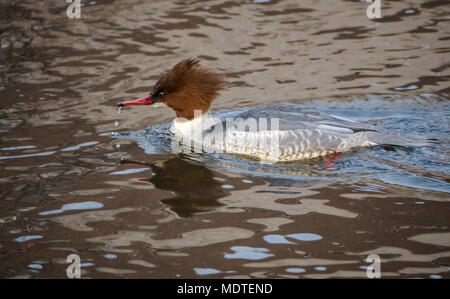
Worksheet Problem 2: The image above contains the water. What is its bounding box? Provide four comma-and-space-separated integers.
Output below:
0, 0, 449, 279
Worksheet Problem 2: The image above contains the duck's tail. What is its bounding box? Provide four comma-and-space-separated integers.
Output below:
364, 131, 434, 147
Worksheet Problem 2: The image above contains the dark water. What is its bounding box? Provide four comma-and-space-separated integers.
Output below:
0, 0, 449, 278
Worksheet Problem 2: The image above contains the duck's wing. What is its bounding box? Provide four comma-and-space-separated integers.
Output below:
229, 103, 380, 134
214, 103, 429, 160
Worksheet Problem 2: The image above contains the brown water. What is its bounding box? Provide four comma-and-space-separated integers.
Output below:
0, 0, 449, 278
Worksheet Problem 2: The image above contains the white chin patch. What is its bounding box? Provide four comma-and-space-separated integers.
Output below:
152, 102, 167, 108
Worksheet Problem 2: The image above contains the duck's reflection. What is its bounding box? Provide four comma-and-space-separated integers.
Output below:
122, 156, 226, 217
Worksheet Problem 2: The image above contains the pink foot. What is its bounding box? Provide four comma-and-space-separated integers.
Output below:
324, 152, 341, 169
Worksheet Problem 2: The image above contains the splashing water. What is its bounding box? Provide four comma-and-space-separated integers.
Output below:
114, 106, 121, 128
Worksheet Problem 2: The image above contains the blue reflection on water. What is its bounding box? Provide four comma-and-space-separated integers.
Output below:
14, 235, 43, 242
110, 168, 150, 175
61, 141, 99, 152
224, 246, 273, 260
39, 201, 104, 216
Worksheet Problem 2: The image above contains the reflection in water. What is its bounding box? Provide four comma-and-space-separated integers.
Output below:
13, 235, 43, 243
86, 226, 255, 251
0, 151, 56, 160
61, 141, 99, 152
39, 201, 104, 216
122, 156, 227, 217
194, 268, 222, 275
224, 246, 274, 260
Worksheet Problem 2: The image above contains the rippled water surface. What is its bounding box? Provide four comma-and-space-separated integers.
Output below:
0, 0, 449, 278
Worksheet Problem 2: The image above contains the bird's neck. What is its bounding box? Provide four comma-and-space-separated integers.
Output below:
170, 110, 213, 137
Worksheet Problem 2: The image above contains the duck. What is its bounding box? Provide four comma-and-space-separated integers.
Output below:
118, 58, 429, 163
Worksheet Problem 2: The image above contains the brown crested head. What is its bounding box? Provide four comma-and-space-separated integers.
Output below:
149, 58, 227, 120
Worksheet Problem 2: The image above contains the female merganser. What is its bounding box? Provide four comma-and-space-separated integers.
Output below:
118, 58, 429, 162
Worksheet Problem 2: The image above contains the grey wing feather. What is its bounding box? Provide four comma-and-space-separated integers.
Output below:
217, 102, 430, 159
232, 102, 379, 134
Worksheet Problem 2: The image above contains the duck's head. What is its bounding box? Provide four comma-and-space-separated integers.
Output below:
118, 58, 227, 120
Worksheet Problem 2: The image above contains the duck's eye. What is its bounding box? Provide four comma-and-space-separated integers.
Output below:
157, 91, 165, 98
